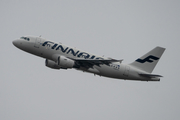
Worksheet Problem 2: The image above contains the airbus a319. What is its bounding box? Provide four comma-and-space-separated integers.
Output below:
13, 36, 165, 81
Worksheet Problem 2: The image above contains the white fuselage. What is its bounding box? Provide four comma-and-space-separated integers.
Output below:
13, 36, 160, 81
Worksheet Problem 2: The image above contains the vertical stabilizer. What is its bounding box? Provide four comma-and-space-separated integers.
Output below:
129, 47, 165, 73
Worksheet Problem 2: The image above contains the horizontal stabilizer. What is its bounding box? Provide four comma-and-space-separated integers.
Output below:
139, 73, 163, 78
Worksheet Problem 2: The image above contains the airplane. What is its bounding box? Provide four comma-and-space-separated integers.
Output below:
12, 36, 165, 81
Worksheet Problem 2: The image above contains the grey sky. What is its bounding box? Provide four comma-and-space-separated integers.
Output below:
1, 0, 180, 120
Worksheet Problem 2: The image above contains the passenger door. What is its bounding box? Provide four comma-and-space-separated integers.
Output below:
123, 66, 130, 77
34, 37, 41, 48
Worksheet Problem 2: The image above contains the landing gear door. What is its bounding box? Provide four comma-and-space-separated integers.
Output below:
34, 37, 41, 48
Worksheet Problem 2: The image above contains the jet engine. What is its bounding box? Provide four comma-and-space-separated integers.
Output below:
57, 56, 75, 69
45, 59, 61, 69
45, 56, 75, 69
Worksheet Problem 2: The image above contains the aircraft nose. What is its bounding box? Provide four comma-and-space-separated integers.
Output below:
13, 40, 18, 47
12, 39, 21, 48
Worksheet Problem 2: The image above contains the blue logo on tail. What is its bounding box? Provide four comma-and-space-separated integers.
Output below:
136, 55, 159, 63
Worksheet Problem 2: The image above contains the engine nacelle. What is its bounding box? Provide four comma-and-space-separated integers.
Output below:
45, 56, 75, 69
45, 59, 61, 69
57, 56, 75, 69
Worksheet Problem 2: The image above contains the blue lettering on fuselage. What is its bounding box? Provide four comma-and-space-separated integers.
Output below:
51, 44, 58, 49
42, 41, 54, 47
77, 52, 90, 59
90, 55, 95, 59
56, 45, 69, 53
42, 41, 103, 60
67, 49, 79, 56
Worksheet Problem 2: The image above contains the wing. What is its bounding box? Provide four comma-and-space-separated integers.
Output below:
70, 58, 123, 68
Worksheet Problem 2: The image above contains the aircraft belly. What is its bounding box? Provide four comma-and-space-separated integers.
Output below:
94, 65, 124, 79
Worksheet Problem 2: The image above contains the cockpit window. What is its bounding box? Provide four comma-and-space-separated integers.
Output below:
20, 37, 30, 41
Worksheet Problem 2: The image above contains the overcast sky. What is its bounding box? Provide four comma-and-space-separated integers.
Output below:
1, 0, 180, 120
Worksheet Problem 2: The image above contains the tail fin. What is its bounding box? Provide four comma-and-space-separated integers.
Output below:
129, 46, 165, 73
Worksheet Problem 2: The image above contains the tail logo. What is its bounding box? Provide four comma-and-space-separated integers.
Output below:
136, 55, 159, 63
